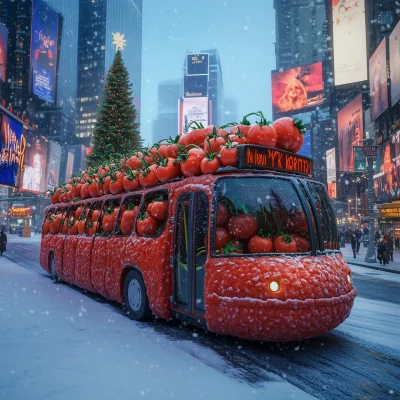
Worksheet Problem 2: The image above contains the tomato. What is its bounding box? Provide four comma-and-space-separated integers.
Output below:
81, 182, 91, 199
65, 184, 73, 202
166, 143, 179, 159
92, 209, 101, 222
203, 136, 226, 154
227, 214, 258, 240
119, 158, 127, 172
156, 158, 181, 182
97, 179, 105, 197
219, 143, 238, 167
230, 124, 251, 136
149, 201, 167, 221
273, 117, 305, 153
61, 220, 69, 234
274, 234, 298, 253
139, 164, 159, 188
78, 219, 87, 235
89, 181, 98, 198
146, 202, 154, 215
103, 175, 111, 194
102, 213, 116, 233
247, 124, 278, 147
86, 221, 99, 235
43, 219, 51, 234
137, 214, 160, 236
228, 133, 247, 144
70, 183, 82, 199
49, 214, 63, 234
180, 148, 205, 177
287, 210, 308, 234
221, 239, 245, 254
123, 171, 141, 191
200, 155, 221, 175
205, 125, 228, 137
75, 206, 84, 220
127, 155, 143, 170
120, 208, 138, 235
158, 144, 168, 158
248, 235, 274, 253
216, 203, 230, 226
68, 220, 78, 235
214, 227, 232, 251
51, 191, 60, 204
98, 166, 106, 176
292, 235, 310, 252
109, 172, 124, 195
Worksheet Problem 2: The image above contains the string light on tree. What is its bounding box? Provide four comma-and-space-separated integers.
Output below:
112, 32, 126, 52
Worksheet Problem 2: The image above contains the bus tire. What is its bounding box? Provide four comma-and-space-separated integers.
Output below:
49, 252, 58, 282
124, 270, 152, 321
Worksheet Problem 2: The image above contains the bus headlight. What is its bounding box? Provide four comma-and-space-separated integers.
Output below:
347, 274, 352, 284
269, 281, 279, 292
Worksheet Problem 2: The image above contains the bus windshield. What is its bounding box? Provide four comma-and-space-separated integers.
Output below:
213, 176, 312, 256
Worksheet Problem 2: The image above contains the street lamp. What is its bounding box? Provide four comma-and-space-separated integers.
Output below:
348, 199, 352, 218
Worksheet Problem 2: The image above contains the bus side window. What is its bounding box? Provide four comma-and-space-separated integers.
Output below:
136, 191, 168, 237
86, 201, 103, 235
116, 195, 141, 236
101, 199, 121, 235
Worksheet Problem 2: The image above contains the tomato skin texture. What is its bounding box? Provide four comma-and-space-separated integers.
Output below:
273, 117, 304, 153
75, 206, 84, 220
78, 219, 86, 235
166, 144, 179, 159
127, 155, 143, 170
215, 227, 232, 251
139, 164, 159, 188
123, 173, 141, 191
274, 234, 298, 253
49, 214, 62, 234
81, 182, 91, 199
89, 181, 98, 198
61, 220, 69, 234
200, 156, 221, 175
181, 148, 205, 177
156, 158, 181, 182
103, 176, 111, 194
149, 201, 167, 221
230, 124, 251, 136
219, 145, 238, 167
102, 213, 116, 233
247, 125, 278, 147
137, 215, 159, 236
120, 209, 137, 235
227, 214, 258, 240
216, 203, 230, 226
248, 235, 274, 253
203, 136, 226, 154
68, 221, 78, 235
92, 209, 101, 222
228, 134, 247, 144
51, 192, 60, 204
292, 235, 310, 252
109, 172, 124, 195
71, 184, 82, 199
180, 128, 208, 147
86, 221, 99, 235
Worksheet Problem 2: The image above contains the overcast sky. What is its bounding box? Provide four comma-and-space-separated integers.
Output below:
140, 0, 276, 144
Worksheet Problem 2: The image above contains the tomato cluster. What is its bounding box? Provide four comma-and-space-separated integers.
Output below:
48, 113, 306, 206
214, 201, 310, 255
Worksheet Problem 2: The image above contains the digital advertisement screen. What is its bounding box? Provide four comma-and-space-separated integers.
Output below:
186, 53, 209, 76
369, 38, 388, 121
184, 75, 208, 98
180, 97, 209, 134
46, 141, 61, 190
20, 133, 48, 194
0, 114, 26, 187
374, 137, 400, 202
389, 20, 400, 107
0, 24, 8, 82
30, 0, 59, 103
337, 95, 363, 173
326, 148, 337, 199
332, 0, 367, 86
271, 62, 326, 118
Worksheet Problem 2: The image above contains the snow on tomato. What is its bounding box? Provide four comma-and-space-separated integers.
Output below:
120, 208, 138, 235
137, 213, 160, 236
273, 117, 306, 154
109, 172, 124, 195
180, 148, 205, 177
156, 158, 181, 182
248, 234, 274, 253
149, 201, 167, 221
123, 169, 141, 191
227, 214, 258, 240
200, 153, 221, 175
219, 142, 238, 167
274, 233, 298, 253
139, 164, 159, 188
214, 227, 232, 251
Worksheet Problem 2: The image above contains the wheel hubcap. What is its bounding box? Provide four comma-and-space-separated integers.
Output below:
128, 279, 141, 311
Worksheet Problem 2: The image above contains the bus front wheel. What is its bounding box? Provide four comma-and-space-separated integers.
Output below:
124, 270, 152, 321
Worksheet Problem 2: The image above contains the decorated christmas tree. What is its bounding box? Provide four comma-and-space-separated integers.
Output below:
86, 49, 141, 167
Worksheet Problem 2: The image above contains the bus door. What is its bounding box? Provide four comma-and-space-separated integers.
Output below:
172, 192, 209, 319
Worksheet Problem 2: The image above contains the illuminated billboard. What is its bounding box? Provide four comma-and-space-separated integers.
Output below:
30, 0, 59, 103
46, 141, 61, 190
369, 38, 388, 121
337, 95, 363, 173
186, 53, 209, 76
20, 133, 48, 193
390, 20, 400, 107
326, 148, 337, 199
271, 62, 326, 118
0, 24, 8, 82
180, 97, 209, 135
184, 75, 208, 98
0, 114, 26, 187
332, 0, 367, 86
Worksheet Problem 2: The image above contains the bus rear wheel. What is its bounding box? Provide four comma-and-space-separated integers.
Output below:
124, 270, 152, 321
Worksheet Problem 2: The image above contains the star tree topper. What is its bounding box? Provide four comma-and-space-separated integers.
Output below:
112, 32, 126, 52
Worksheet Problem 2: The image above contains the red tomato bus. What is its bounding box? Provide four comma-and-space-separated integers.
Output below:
40, 145, 356, 342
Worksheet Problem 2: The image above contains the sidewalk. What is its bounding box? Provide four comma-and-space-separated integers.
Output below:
340, 243, 400, 274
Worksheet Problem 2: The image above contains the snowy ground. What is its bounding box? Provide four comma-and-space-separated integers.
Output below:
0, 257, 317, 400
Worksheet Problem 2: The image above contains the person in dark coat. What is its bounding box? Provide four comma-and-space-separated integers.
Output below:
355, 228, 362, 254
0, 229, 7, 256
350, 233, 357, 259
384, 234, 394, 262
377, 238, 388, 265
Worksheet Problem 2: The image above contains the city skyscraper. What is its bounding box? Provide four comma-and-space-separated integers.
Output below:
75, 0, 142, 144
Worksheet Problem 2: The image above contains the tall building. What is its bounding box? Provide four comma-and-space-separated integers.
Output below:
223, 97, 239, 125
75, 0, 142, 144
153, 79, 182, 143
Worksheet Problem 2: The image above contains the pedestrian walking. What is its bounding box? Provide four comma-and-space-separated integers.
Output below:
384, 233, 394, 262
377, 238, 388, 265
0, 229, 7, 256
375, 230, 381, 243
355, 228, 362, 254
350, 233, 357, 259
